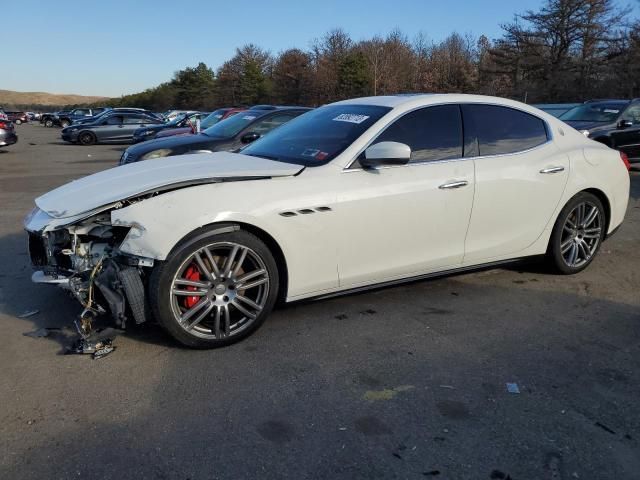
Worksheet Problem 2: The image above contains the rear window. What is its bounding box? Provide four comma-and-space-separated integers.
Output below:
560, 102, 627, 123
203, 110, 269, 138
462, 105, 548, 156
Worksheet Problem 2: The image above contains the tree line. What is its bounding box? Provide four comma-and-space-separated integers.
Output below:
103, 0, 639, 111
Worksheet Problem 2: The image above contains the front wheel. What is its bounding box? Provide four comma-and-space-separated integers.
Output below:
60, 119, 70, 128
149, 228, 279, 348
547, 192, 606, 274
15, 119, 21, 125
78, 131, 96, 145
44, 119, 54, 128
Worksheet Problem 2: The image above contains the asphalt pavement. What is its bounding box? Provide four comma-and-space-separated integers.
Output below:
0, 124, 638, 479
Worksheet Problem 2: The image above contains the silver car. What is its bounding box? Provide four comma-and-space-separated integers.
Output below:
61, 112, 161, 145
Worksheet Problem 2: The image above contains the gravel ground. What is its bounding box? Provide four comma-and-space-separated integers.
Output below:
0, 124, 638, 480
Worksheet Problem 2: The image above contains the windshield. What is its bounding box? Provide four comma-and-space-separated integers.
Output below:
168, 114, 189, 127
203, 110, 268, 138
200, 109, 228, 129
241, 104, 392, 166
560, 102, 628, 122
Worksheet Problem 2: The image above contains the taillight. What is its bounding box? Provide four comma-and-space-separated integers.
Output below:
0, 121, 8, 129
620, 152, 631, 171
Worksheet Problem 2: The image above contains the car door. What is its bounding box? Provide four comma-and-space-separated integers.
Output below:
461, 104, 570, 264
611, 103, 640, 161
119, 114, 154, 141
334, 104, 475, 287
96, 115, 124, 141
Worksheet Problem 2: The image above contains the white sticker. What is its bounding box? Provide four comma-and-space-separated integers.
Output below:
214, 114, 223, 118
333, 113, 370, 124
603, 109, 619, 114
302, 148, 320, 157
242, 115, 256, 121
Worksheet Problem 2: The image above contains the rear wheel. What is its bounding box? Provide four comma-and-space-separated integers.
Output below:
78, 131, 96, 145
14, 119, 21, 125
149, 228, 279, 348
547, 192, 606, 274
60, 119, 70, 128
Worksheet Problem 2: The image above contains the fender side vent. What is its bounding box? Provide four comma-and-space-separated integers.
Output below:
279, 211, 297, 217
315, 206, 332, 212
298, 209, 315, 215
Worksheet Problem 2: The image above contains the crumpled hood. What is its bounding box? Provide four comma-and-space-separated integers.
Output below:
36, 152, 304, 219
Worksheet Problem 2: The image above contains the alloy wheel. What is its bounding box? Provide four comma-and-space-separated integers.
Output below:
169, 242, 270, 340
560, 201, 602, 268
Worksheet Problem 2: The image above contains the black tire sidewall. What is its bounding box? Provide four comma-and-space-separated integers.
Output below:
548, 192, 606, 274
149, 228, 280, 348
79, 132, 95, 145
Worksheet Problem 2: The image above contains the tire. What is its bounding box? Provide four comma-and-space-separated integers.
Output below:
15, 119, 21, 125
44, 119, 53, 128
547, 192, 606, 274
149, 228, 279, 348
119, 267, 150, 325
60, 119, 70, 128
78, 131, 96, 145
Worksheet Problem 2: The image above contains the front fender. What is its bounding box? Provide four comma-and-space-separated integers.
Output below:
110, 177, 341, 299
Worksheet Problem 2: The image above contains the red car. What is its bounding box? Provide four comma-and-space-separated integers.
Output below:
6, 111, 29, 125
155, 107, 246, 140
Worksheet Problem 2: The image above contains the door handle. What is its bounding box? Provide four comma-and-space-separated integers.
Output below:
539, 166, 565, 174
438, 180, 468, 190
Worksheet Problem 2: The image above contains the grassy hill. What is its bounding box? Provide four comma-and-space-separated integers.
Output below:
0, 89, 110, 110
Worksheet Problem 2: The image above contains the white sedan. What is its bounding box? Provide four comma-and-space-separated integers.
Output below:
24, 94, 631, 348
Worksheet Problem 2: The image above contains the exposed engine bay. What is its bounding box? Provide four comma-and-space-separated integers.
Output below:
26, 205, 155, 357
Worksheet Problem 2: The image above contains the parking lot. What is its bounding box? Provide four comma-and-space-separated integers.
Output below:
0, 123, 638, 479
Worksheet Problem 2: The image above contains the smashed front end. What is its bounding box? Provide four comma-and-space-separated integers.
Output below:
24, 204, 154, 340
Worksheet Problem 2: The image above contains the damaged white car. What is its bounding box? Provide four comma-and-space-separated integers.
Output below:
24, 95, 631, 348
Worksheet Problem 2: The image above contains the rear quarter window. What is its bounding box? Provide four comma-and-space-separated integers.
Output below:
462, 105, 548, 156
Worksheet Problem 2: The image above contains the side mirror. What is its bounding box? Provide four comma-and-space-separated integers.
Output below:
241, 132, 261, 144
360, 141, 411, 168
618, 119, 633, 129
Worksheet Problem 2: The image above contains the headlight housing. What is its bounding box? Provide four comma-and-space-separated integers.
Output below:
580, 130, 590, 137
141, 149, 172, 160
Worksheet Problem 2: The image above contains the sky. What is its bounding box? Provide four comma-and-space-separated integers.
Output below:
1, 0, 637, 97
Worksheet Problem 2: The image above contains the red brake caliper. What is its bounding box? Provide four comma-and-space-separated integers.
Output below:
183, 265, 201, 309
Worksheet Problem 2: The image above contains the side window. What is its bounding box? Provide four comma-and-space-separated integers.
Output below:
372, 105, 463, 163
622, 104, 640, 125
105, 115, 123, 125
123, 115, 147, 124
249, 113, 298, 135
462, 105, 548, 156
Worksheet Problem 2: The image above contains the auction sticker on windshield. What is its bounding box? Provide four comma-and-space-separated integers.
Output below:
333, 114, 370, 124
242, 115, 257, 121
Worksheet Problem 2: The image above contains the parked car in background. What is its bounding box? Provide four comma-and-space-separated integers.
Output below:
0, 108, 7, 121
73, 108, 161, 126
26, 94, 630, 348
120, 106, 310, 164
560, 99, 640, 163
41, 110, 69, 127
155, 107, 246, 140
61, 111, 164, 145
53, 107, 110, 128
534, 103, 581, 118
161, 110, 195, 122
6, 111, 29, 124
132, 112, 210, 143
0, 117, 17, 147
